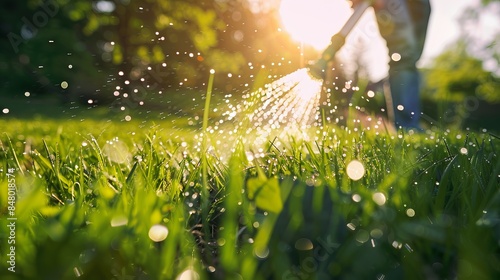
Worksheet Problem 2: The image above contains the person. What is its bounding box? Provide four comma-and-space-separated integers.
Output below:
351, 0, 431, 130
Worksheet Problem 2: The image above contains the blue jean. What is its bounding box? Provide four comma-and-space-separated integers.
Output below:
375, 0, 431, 129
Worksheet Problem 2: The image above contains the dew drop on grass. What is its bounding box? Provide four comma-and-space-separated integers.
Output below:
103, 139, 131, 164
355, 229, 370, 243
254, 247, 270, 259
2, 108, 9, 114
148, 224, 169, 242
372, 192, 387, 206
217, 238, 226, 246
404, 243, 413, 252
111, 215, 128, 227
406, 208, 416, 217
370, 229, 383, 239
294, 238, 313, 251
176, 269, 200, 280
73, 267, 83, 277
460, 147, 468, 155
347, 223, 356, 231
392, 241, 402, 249
346, 160, 365, 181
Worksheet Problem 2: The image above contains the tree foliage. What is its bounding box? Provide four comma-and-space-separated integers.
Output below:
1, 0, 300, 103
423, 41, 500, 103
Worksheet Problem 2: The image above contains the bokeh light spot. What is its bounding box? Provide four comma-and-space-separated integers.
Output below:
294, 238, 314, 251
406, 208, 416, 217
176, 269, 200, 280
372, 192, 387, 206
346, 160, 365, 181
148, 224, 169, 242
391, 53, 401, 61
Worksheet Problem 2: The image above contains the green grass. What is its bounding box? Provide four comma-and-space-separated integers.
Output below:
0, 112, 499, 279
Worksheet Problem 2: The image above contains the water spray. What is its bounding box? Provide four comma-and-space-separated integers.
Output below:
308, 0, 372, 79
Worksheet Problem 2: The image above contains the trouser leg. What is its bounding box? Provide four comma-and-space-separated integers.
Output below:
375, 0, 431, 129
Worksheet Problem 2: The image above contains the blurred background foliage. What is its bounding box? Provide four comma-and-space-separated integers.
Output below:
0, 0, 499, 130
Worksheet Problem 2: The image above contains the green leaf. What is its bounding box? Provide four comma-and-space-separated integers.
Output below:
246, 171, 282, 213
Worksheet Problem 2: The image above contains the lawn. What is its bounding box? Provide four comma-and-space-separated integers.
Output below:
1, 93, 499, 279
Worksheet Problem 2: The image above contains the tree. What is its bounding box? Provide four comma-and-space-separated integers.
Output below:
421, 40, 500, 129
0, 0, 99, 98
461, 0, 500, 76
423, 40, 500, 103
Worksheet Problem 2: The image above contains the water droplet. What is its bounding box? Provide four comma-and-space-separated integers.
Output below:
61, 81, 69, 89
294, 238, 313, 250
2, 108, 9, 114
397, 105, 404, 111
406, 208, 415, 217
355, 229, 370, 243
111, 215, 128, 227
103, 139, 131, 164
176, 269, 200, 280
148, 224, 169, 242
404, 243, 413, 252
370, 229, 383, 239
254, 247, 270, 259
73, 267, 83, 277
346, 160, 365, 181
372, 192, 386, 206
460, 147, 468, 155
392, 241, 402, 249
391, 53, 401, 61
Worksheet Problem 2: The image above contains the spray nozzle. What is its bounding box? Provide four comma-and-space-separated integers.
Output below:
308, 33, 346, 80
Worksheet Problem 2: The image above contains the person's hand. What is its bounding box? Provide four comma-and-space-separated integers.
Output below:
349, 0, 363, 8
349, 0, 384, 10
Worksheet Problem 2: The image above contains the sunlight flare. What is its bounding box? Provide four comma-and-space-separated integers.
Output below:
279, 0, 350, 50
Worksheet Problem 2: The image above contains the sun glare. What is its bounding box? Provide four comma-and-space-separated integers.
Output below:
279, 0, 351, 50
